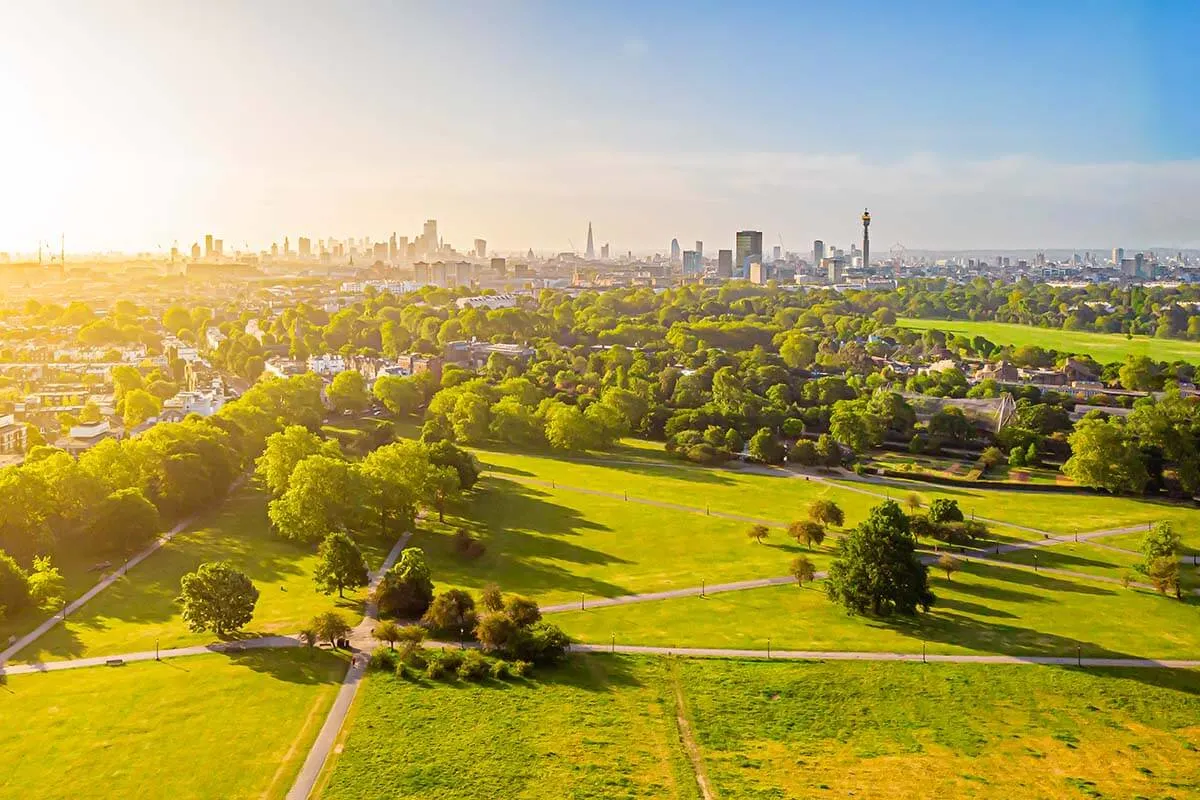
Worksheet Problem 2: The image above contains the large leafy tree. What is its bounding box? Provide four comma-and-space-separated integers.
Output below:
360, 440, 430, 535
1140, 522, 1181, 570
328, 370, 371, 414
89, 488, 161, 553
255, 425, 341, 497
372, 374, 422, 417
1063, 417, 1148, 494
314, 532, 369, 598
825, 501, 935, 617
0, 551, 32, 618
268, 455, 368, 542
177, 561, 259, 636
374, 547, 434, 618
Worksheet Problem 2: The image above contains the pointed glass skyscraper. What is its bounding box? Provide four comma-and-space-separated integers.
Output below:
585, 222, 595, 260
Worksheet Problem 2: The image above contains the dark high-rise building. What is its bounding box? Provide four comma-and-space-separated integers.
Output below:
695, 240, 703, 257
600, 243, 610, 260
682, 250, 701, 275
717, 249, 733, 277
861, 209, 871, 268
670, 238, 681, 263
204, 234, 213, 258
585, 222, 595, 260
813, 239, 825, 266
490, 257, 507, 276
735, 231, 762, 277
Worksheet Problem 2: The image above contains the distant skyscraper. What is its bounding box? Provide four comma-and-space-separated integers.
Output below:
735, 231, 763, 277
204, 234, 213, 258
772, 245, 781, 261
1112, 247, 1124, 265
474, 238, 487, 259
717, 249, 733, 278
600, 243, 610, 260
813, 239, 825, 265
298, 237, 311, 259
682, 250, 701, 275
190, 242, 201, 259
670, 238, 681, 263
389, 232, 397, 261
213, 239, 223, 257
585, 223, 595, 260
424, 219, 438, 255
695, 240, 703, 257
284, 236, 290, 257
861, 209, 871, 268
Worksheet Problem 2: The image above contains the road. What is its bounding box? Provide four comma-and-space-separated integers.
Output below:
285, 531, 411, 800
0, 635, 299, 677
570, 643, 1200, 669
0, 475, 247, 667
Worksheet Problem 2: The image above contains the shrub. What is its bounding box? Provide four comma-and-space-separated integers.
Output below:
490, 659, 511, 680
435, 648, 465, 672
369, 645, 399, 672
395, 662, 416, 681
927, 498, 964, 525
452, 528, 487, 560
457, 650, 490, 681
511, 659, 533, 678
421, 589, 478, 637
788, 439, 818, 466
509, 621, 571, 664
424, 659, 448, 680
400, 644, 427, 670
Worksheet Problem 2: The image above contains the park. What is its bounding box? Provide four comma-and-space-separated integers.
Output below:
2, 421, 1198, 799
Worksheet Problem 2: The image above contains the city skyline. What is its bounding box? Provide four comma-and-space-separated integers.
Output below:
1, 1, 1198, 253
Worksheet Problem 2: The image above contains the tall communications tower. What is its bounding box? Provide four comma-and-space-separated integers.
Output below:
861, 208, 871, 268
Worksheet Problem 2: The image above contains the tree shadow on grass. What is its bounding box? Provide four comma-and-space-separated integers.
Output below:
225, 647, 347, 685
969, 560, 1116, 596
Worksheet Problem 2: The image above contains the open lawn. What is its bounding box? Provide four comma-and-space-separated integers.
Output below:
0, 649, 347, 800
1105, 521, 1200, 557
474, 445, 1198, 537
551, 560, 1200, 660
415, 475, 834, 605
318, 655, 699, 800
897, 316, 1200, 364
995, 539, 1200, 590
680, 659, 1200, 799
14, 484, 393, 664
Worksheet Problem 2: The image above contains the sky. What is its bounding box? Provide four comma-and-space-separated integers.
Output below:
0, 0, 1197, 255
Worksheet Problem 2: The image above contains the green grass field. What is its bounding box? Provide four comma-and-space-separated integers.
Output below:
14, 484, 393, 664
318, 656, 699, 799
679, 659, 1200, 799
897, 316, 1200, 364
414, 475, 834, 605
474, 445, 1198, 537
0, 649, 347, 799
551, 560, 1200, 659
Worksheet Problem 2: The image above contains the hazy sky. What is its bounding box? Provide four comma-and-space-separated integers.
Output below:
1, 0, 1197, 255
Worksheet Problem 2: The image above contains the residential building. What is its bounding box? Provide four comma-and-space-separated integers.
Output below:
0, 414, 27, 454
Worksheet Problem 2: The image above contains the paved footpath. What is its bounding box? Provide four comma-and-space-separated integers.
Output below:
571, 643, 1200, 669
0, 476, 246, 667
0, 635, 298, 677
286, 531, 411, 800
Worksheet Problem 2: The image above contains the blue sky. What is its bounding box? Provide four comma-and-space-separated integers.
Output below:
1, 0, 1197, 253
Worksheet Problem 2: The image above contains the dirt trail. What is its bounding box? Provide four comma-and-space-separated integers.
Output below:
669, 662, 716, 800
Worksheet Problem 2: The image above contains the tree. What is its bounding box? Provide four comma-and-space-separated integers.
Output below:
422, 588, 478, 635
480, 582, 503, 612
328, 370, 370, 414
1141, 521, 1181, 569
927, 498, 964, 525
360, 440, 430, 536
268, 455, 368, 542
1147, 556, 1182, 599
122, 388, 161, 429
747, 524, 769, 544
748, 428, 784, 464
474, 611, 518, 653
256, 425, 340, 497
829, 399, 885, 454
503, 594, 542, 627
1063, 417, 1148, 494
373, 374, 422, 417
373, 619, 403, 650
314, 532, 369, 598
28, 555, 64, 608
936, 553, 961, 581
790, 555, 816, 587
0, 551, 32, 618
427, 440, 480, 490
299, 627, 318, 649
788, 520, 825, 549
177, 561, 259, 636
825, 501, 935, 617
423, 465, 460, 523
808, 499, 845, 529
904, 493, 922, 515
374, 547, 434, 618
312, 610, 353, 646
89, 488, 160, 553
